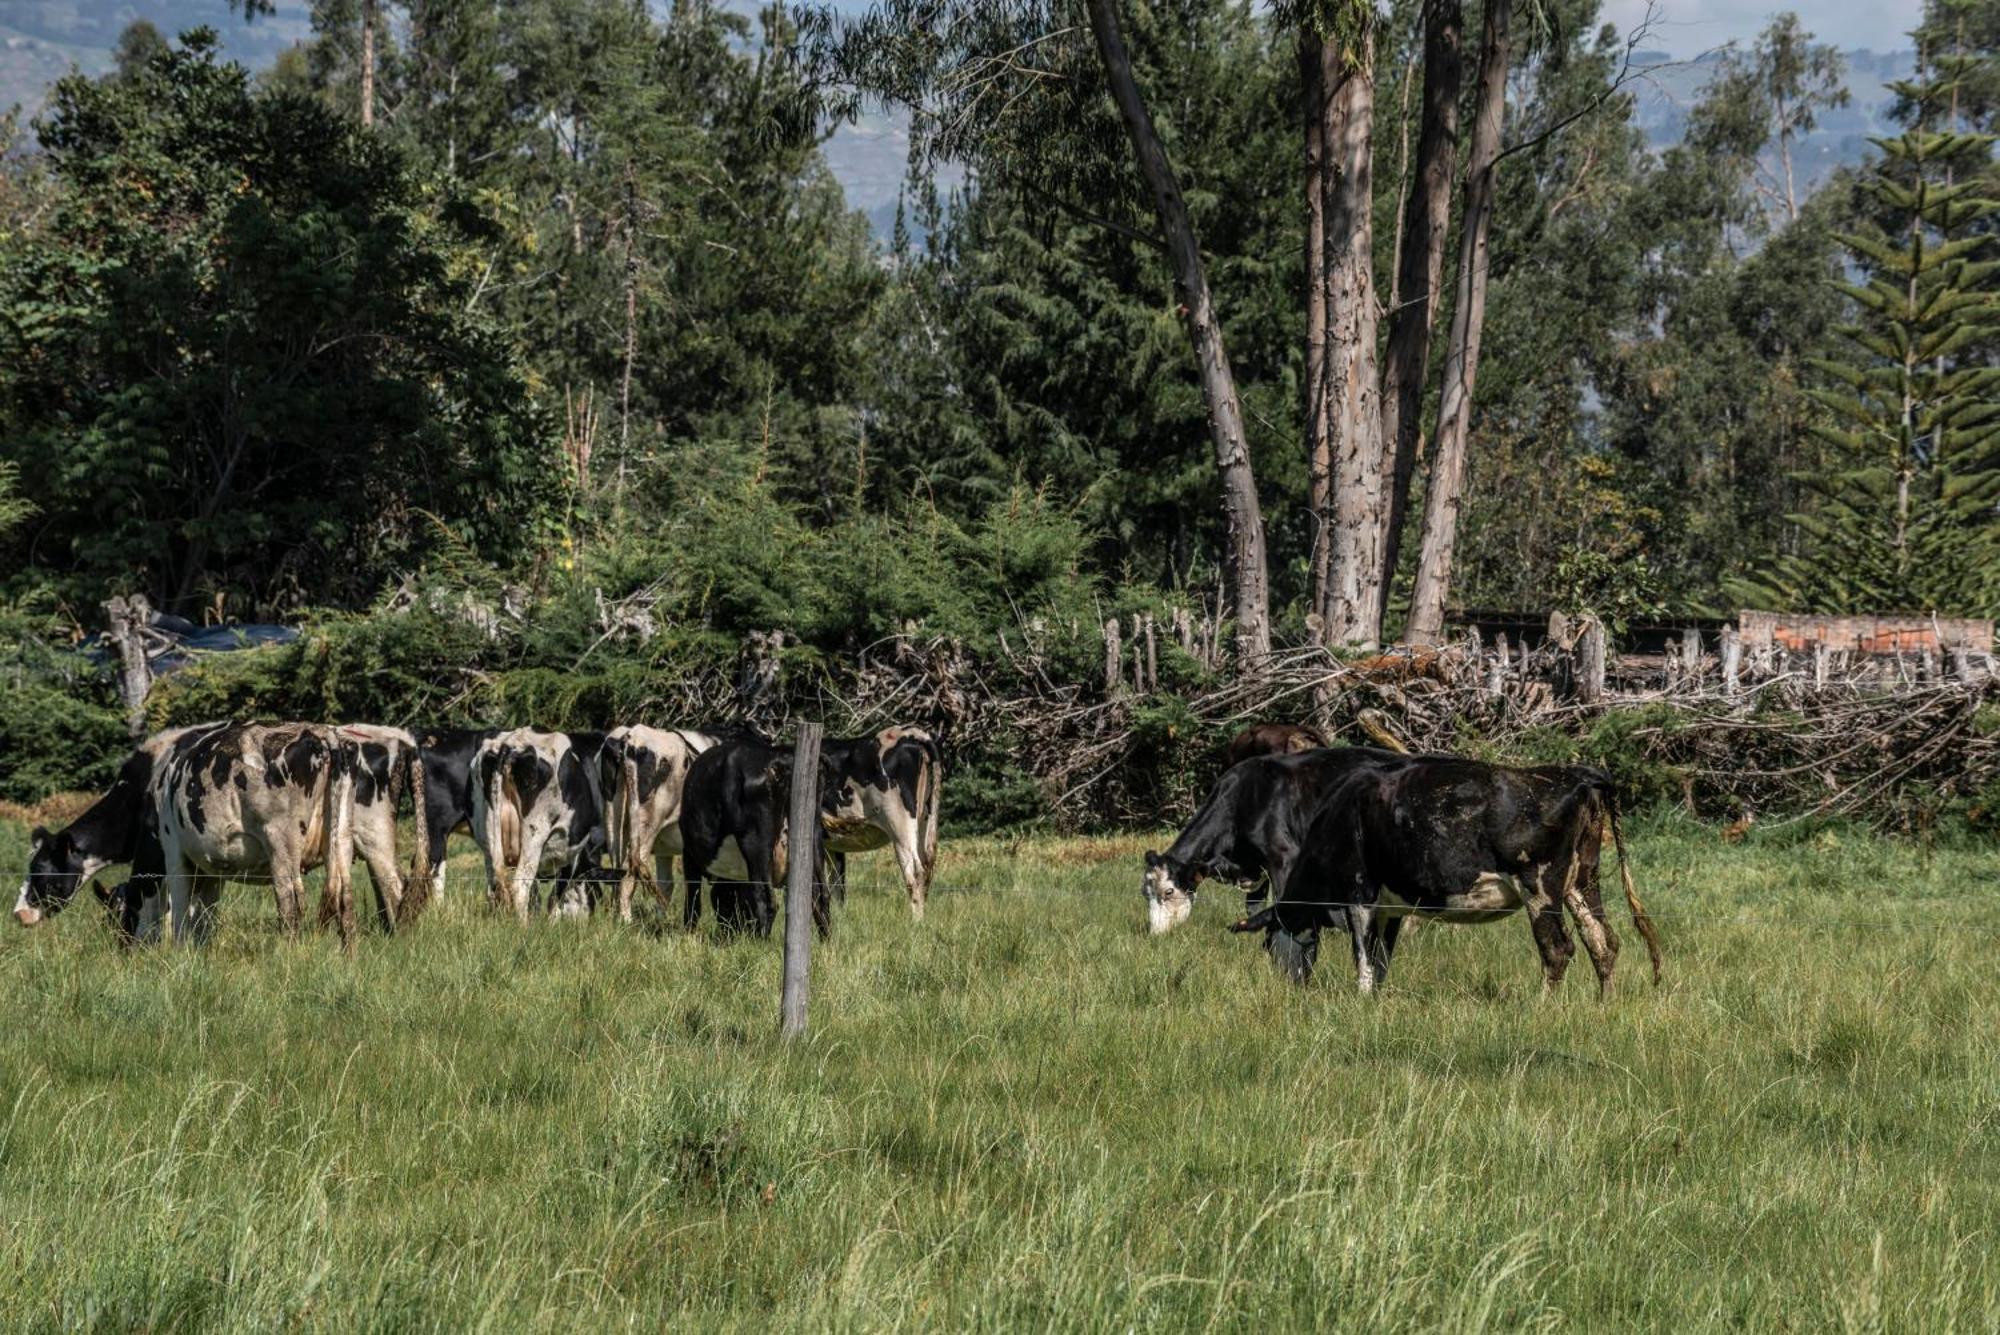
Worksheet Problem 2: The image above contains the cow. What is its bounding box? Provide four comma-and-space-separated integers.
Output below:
13, 723, 223, 930
1233, 757, 1664, 996
676, 737, 828, 938
1141, 746, 1411, 935
469, 728, 607, 920
145, 722, 428, 951
818, 727, 943, 919
412, 727, 500, 902
1222, 722, 1326, 770
598, 724, 770, 923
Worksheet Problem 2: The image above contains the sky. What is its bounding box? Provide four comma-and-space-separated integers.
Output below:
1601, 0, 1924, 55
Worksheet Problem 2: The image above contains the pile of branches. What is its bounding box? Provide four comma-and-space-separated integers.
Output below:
797, 632, 2000, 830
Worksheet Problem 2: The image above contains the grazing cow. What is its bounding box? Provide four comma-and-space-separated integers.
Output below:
1222, 722, 1326, 770
12, 723, 223, 929
818, 727, 942, 919
146, 722, 426, 951
677, 738, 830, 938
1234, 758, 1664, 996
1141, 746, 1410, 935
470, 729, 606, 920
412, 728, 500, 901
598, 724, 770, 923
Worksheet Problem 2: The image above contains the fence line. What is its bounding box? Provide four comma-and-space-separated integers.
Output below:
9, 867, 1997, 927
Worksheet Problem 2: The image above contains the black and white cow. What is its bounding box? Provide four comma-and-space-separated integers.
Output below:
819, 727, 943, 919
412, 727, 500, 903
13, 723, 223, 929
676, 738, 828, 938
1140, 746, 1410, 935
598, 724, 773, 923
144, 722, 426, 951
1234, 757, 1664, 996
469, 728, 607, 920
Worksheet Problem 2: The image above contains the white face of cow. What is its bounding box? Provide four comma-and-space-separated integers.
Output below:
1142, 851, 1196, 935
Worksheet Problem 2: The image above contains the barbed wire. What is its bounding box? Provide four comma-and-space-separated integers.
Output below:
9, 867, 1999, 927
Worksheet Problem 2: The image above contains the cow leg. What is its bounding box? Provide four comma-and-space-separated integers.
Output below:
744, 844, 778, 938
189, 875, 223, 946
1523, 866, 1576, 993
356, 829, 404, 935
272, 864, 306, 937
165, 862, 195, 947
683, 870, 706, 932
892, 831, 927, 921
812, 862, 833, 940
1558, 846, 1621, 1000
1347, 903, 1386, 995
510, 830, 551, 923
1371, 914, 1406, 987
651, 850, 679, 917
1266, 922, 1319, 984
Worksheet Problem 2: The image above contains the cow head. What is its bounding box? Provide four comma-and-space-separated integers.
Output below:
1141, 850, 1200, 935
14, 826, 106, 927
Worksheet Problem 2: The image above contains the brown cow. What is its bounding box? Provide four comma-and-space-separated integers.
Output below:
1223, 722, 1325, 771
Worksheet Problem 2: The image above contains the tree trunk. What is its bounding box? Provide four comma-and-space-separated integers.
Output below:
1405, 0, 1510, 645
1319, 27, 1386, 648
619, 160, 639, 498
1377, 0, 1463, 636
1301, 32, 1333, 630
360, 0, 377, 128
1086, 0, 1270, 664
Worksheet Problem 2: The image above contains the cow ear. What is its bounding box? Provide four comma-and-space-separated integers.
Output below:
30, 825, 49, 847
1144, 850, 1161, 868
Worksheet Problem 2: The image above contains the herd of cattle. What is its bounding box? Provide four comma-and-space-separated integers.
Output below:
11, 721, 941, 952
11, 716, 1661, 996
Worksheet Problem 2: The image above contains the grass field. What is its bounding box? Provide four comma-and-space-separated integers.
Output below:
2, 813, 1998, 1330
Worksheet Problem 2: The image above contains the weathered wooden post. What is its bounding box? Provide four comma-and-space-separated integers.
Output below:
1577, 616, 1607, 706
102, 594, 155, 740
1954, 645, 1973, 686
1102, 618, 1123, 695
780, 722, 823, 1040
1812, 641, 1829, 691
1681, 628, 1702, 689
1142, 613, 1158, 692
1721, 625, 1741, 697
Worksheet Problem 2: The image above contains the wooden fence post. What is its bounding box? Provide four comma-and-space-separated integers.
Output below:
1721, 625, 1741, 696
1577, 616, 1606, 706
781, 722, 823, 1040
1142, 613, 1158, 692
1681, 628, 1702, 689
1488, 632, 1508, 694
102, 594, 155, 740
1103, 618, 1123, 695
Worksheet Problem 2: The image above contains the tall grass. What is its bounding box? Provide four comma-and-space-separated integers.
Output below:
1, 817, 1997, 1330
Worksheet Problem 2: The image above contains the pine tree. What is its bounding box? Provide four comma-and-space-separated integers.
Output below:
1747, 53, 2000, 615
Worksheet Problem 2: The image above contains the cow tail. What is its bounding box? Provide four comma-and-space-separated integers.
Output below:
918, 736, 942, 885
324, 737, 360, 953
399, 741, 432, 925
1604, 795, 1662, 986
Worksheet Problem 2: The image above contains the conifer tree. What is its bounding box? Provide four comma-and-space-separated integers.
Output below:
1746, 53, 2000, 614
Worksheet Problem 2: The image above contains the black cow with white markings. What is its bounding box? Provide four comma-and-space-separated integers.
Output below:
12, 723, 220, 929
469, 728, 612, 919
1140, 746, 1411, 935
1235, 757, 1664, 995
677, 727, 941, 937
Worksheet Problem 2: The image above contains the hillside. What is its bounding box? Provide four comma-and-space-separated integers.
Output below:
0, 0, 1913, 235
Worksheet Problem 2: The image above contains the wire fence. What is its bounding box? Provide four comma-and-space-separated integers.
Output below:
12, 864, 2000, 928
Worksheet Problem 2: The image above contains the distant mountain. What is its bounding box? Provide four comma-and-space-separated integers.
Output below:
0, 1, 1918, 237
1626, 46, 1916, 200
0, 0, 309, 118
